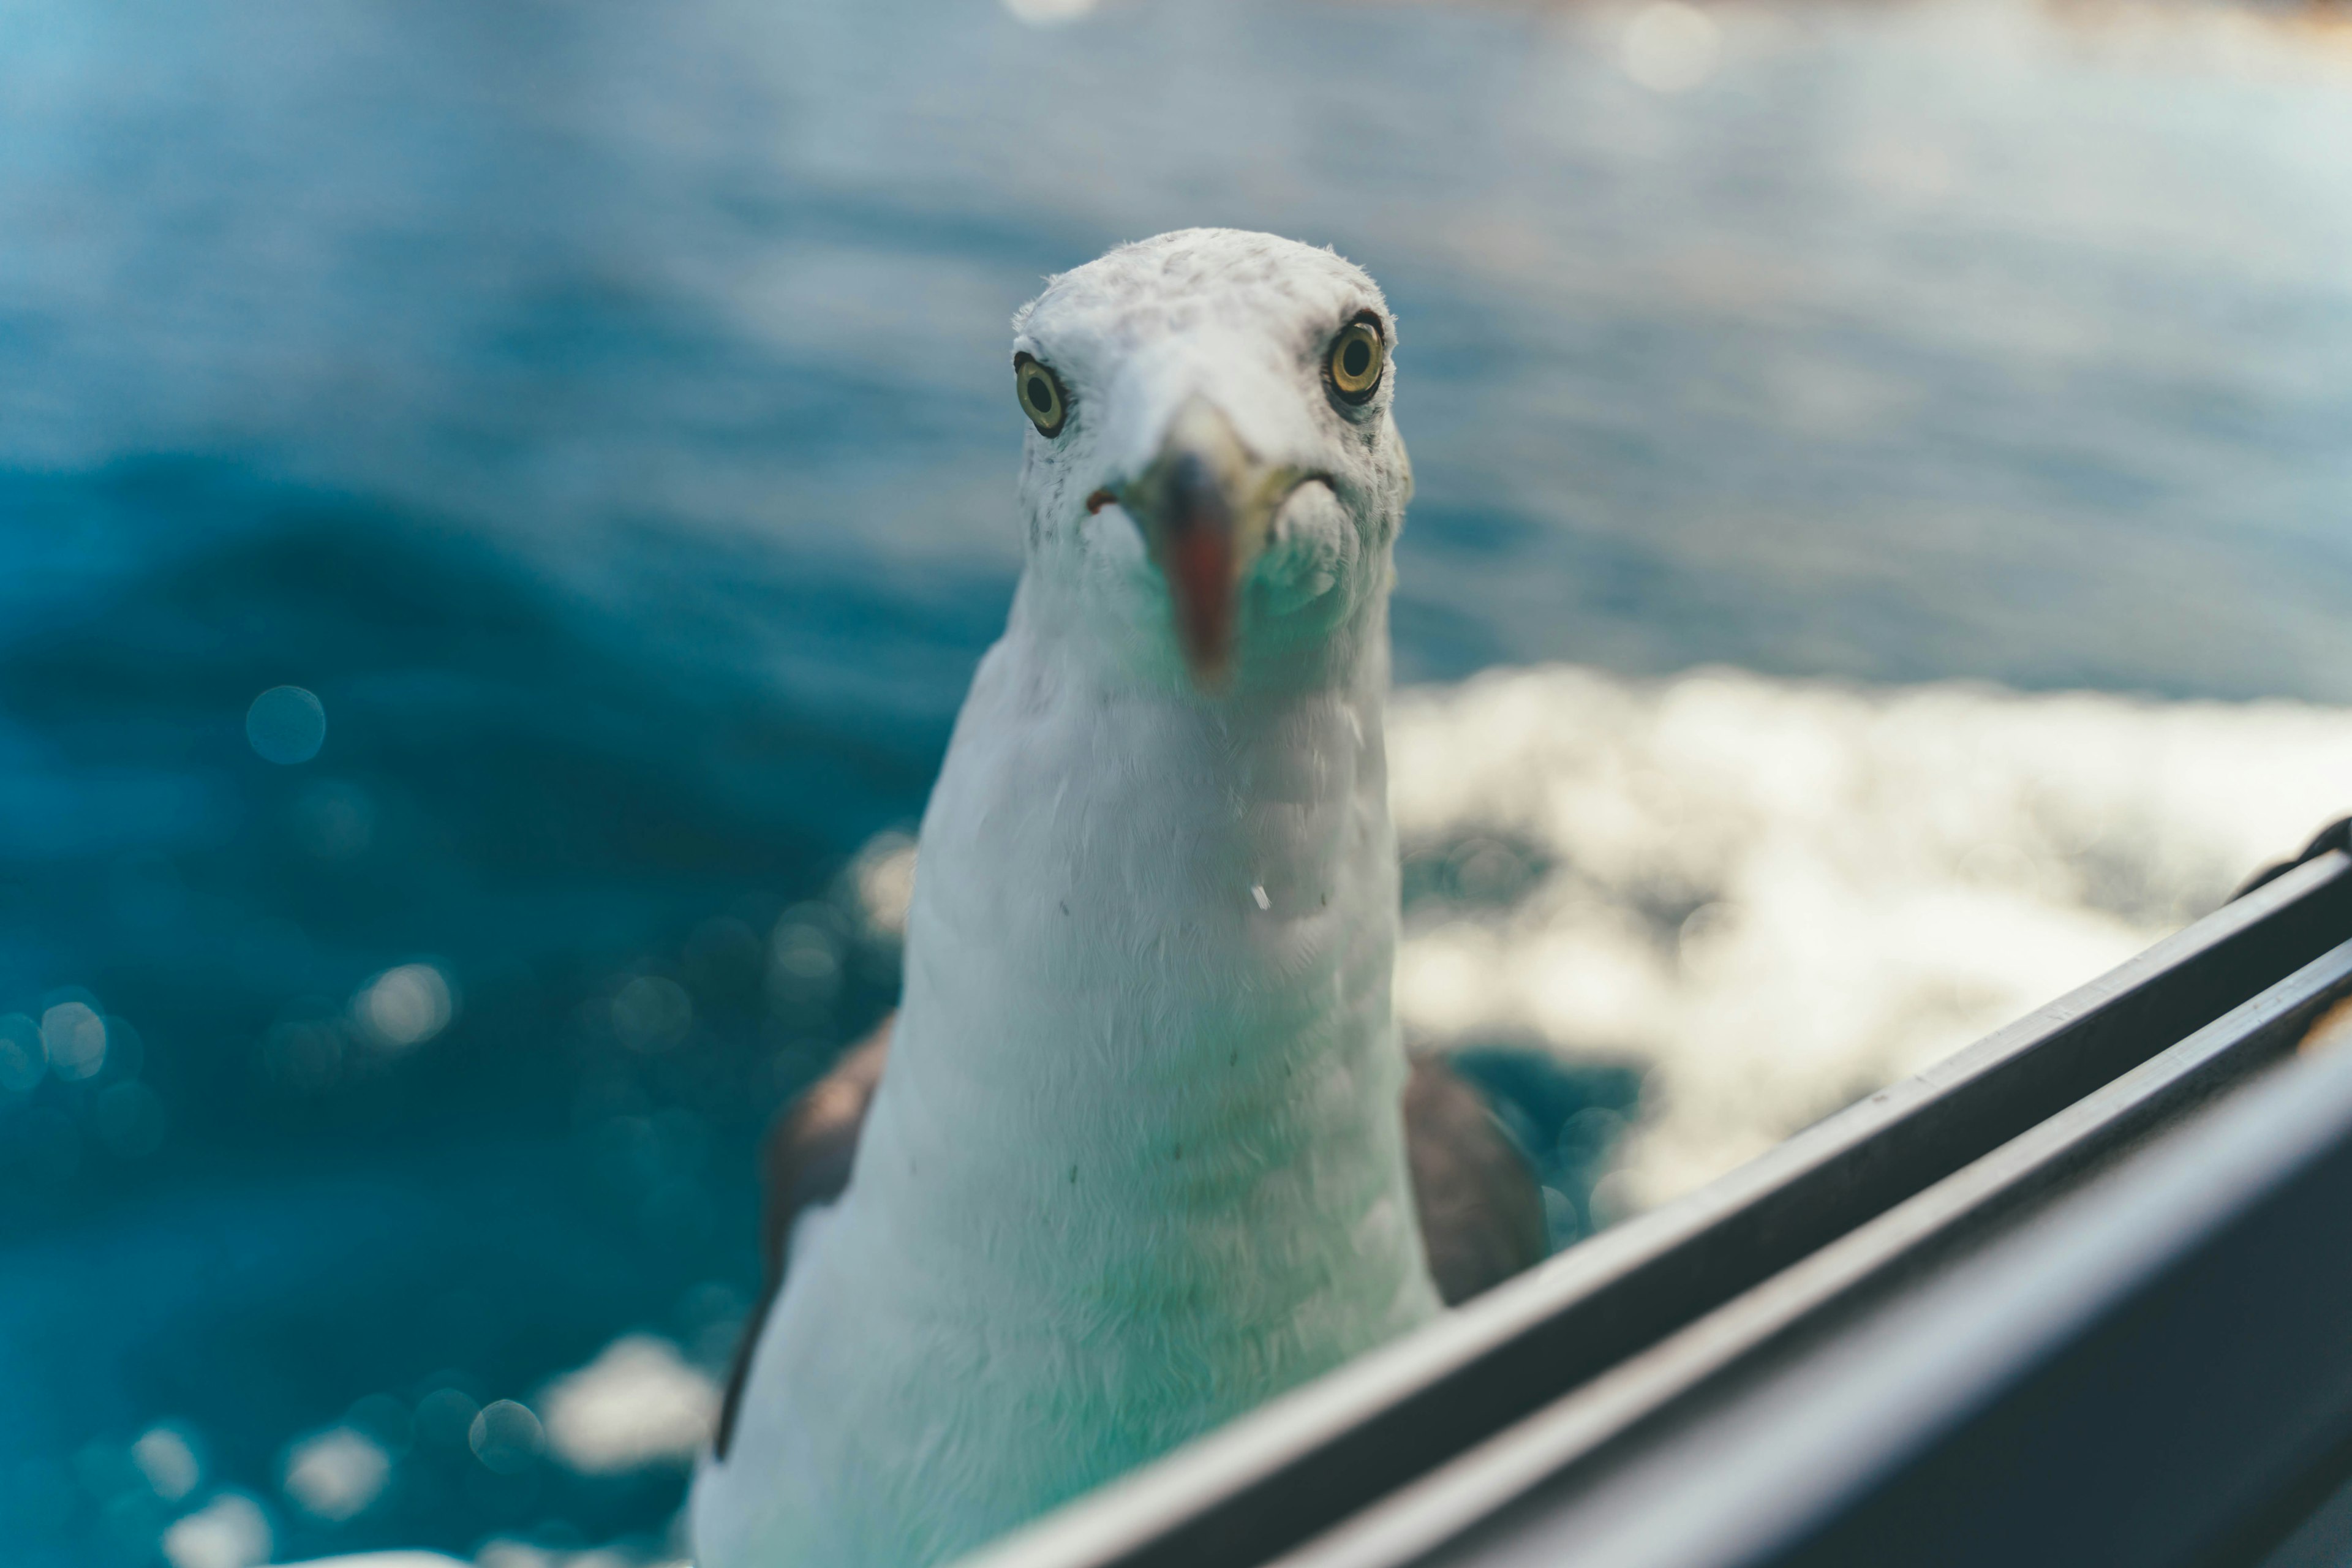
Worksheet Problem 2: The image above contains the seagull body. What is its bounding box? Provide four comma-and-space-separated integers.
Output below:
693, 230, 1539, 1568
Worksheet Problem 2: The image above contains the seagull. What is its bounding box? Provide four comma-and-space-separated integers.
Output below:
693, 229, 1544, 1568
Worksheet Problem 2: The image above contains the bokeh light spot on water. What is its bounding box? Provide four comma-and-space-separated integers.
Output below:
349, 963, 456, 1050
245, 685, 326, 765
535, 1333, 719, 1475
467, 1400, 546, 1476
0, 1012, 45, 1093
159, 1490, 270, 1568
851, 832, 919, 939
41, 1001, 107, 1080
131, 1426, 202, 1504
281, 1425, 391, 1521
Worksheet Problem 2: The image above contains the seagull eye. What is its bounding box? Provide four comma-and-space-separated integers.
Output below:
1327, 317, 1385, 405
1014, 353, 1069, 438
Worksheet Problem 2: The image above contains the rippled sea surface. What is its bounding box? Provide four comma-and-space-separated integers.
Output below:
4, 0, 2350, 1561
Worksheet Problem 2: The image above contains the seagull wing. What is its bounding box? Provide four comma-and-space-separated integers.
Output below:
714, 1020, 889, 1460
1400, 1055, 1548, 1306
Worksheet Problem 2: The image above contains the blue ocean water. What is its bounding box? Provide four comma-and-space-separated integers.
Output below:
3, 0, 2350, 1561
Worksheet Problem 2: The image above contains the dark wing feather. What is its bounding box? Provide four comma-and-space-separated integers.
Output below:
714, 1021, 889, 1460
712, 1028, 1545, 1458
1404, 1054, 1548, 1305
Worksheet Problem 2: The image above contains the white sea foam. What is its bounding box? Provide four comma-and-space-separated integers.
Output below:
1387, 663, 2352, 1208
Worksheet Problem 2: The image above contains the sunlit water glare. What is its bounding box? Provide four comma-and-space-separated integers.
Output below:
1390, 665, 2352, 1210
2, 0, 2348, 1562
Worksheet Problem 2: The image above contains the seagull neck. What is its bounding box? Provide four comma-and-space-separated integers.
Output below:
834, 565, 1433, 1351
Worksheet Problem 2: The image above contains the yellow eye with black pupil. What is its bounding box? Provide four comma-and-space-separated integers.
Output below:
1014, 354, 1068, 437
1328, 318, 1384, 404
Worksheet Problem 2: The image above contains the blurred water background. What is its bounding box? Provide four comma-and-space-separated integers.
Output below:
4, 0, 2351, 1562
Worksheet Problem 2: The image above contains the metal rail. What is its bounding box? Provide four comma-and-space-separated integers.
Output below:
1388, 948, 2352, 1568
1283, 932, 2352, 1567
967, 848, 2352, 1568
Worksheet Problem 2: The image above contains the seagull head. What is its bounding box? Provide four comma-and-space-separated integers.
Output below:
1009, 229, 1412, 693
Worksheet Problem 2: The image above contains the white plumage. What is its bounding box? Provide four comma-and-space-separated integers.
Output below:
693, 229, 1439, 1568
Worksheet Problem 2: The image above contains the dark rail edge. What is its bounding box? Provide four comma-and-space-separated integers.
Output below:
1407, 970, 2352, 1568
962, 850, 2352, 1568
1284, 933, 2352, 1567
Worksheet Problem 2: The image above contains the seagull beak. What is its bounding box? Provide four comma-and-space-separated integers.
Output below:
1118, 396, 1303, 690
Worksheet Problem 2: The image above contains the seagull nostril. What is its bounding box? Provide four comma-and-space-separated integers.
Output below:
1085, 489, 1115, 514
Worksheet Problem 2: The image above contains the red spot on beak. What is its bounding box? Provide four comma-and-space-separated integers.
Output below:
1166, 521, 1235, 685
1149, 448, 1243, 687
1118, 399, 1289, 691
